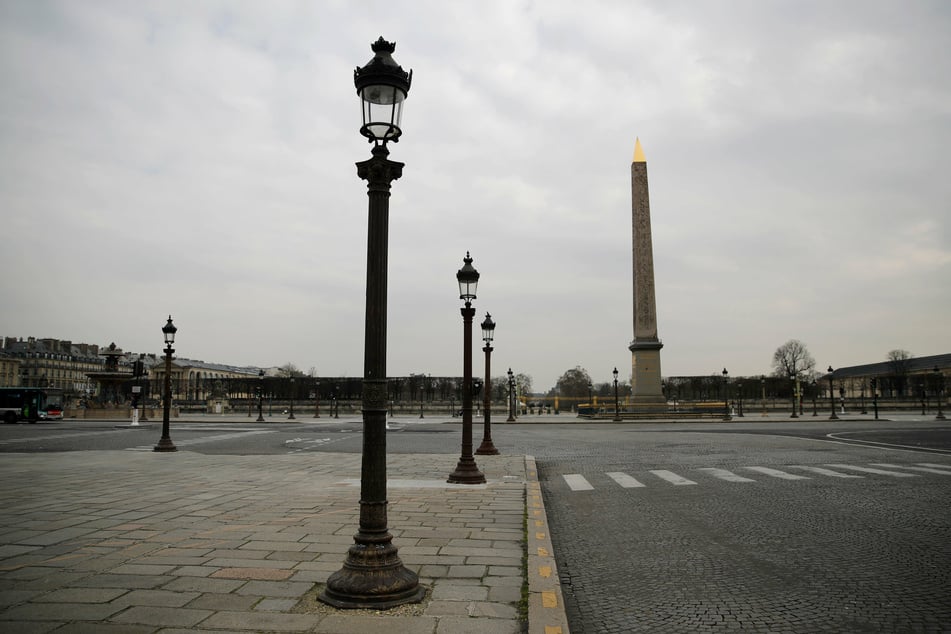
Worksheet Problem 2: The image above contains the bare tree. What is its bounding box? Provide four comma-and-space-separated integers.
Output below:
772, 340, 816, 378
886, 349, 914, 397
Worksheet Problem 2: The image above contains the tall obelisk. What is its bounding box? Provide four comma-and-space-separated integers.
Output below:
629, 138, 665, 404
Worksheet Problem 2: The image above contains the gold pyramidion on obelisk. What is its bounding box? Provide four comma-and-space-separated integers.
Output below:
629, 137, 665, 405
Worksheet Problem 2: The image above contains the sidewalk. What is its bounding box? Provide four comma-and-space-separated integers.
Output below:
0, 450, 570, 633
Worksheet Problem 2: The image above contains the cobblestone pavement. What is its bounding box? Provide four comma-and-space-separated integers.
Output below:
0, 450, 550, 633
537, 429, 951, 633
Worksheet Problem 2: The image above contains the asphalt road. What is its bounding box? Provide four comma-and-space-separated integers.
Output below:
3, 415, 950, 632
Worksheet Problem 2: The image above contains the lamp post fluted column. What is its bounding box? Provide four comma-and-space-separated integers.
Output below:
476, 313, 499, 455
320, 37, 422, 610
722, 368, 731, 421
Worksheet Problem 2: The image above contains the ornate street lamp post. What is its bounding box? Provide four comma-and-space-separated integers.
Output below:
288, 377, 296, 420
448, 253, 486, 484
507, 368, 515, 422
811, 380, 818, 416
320, 37, 423, 609
761, 376, 768, 416
737, 382, 744, 417
722, 368, 731, 421
827, 366, 839, 420
790, 373, 799, 418
612, 367, 622, 421
153, 316, 177, 452
476, 313, 499, 455
935, 367, 946, 421
256, 370, 265, 422
314, 379, 320, 418
871, 377, 879, 420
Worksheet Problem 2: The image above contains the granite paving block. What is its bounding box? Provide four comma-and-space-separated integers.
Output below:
314, 615, 437, 634
109, 605, 213, 627
200, 609, 321, 632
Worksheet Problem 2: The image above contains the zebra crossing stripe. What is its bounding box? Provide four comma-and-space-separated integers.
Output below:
824, 464, 918, 477
789, 465, 863, 478
696, 468, 756, 483
649, 470, 697, 485
917, 463, 951, 471
870, 463, 951, 475
743, 466, 810, 480
606, 472, 646, 488
562, 474, 594, 491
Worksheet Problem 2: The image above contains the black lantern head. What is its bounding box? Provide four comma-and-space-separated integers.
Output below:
481, 313, 496, 343
613, 367, 619, 381
355, 37, 412, 144
827, 365, 834, 374
722, 368, 728, 378
162, 316, 177, 346
456, 251, 479, 304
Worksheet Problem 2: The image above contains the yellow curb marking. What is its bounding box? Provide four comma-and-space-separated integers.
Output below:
535, 519, 544, 527
539, 565, 552, 578
538, 547, 549, 557
533, 510, 541, 516
536, 532, 545, 540
542, 590, 558, 607
545, 627, 563, 634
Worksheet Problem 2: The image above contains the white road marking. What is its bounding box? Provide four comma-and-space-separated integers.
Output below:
788, 465, 863, 478
917, 462, 951, 471
649, 470, 697, 486
743, 466, 810, 480
0, 430, 132, 445
870, 463, 951, 475
824, 464, 918, 477
562, 474, 594, 491
697, 468, 756, 482
606, 472, 646, 488
128, 430, 275, 450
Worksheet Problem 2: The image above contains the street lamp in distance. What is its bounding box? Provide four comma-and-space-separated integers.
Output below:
153, 316, 177, 452
507, 368, 516, 422
476, 313, 499, 455
256, 370, 265, 422
612, 367, 622, 421
448, 253, 486, 484
827, 366, 839, 420
721, 368, 731, 421
935, 366, 946, 421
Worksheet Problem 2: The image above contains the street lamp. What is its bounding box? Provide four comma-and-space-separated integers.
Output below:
476, 313, 499, 455
935, 366, 946, 421
448, 252, 486, 484
790, 373, 798, 419
320, 37, 422, 610
871, 377, 879, 420
737, 382, 744, 417
314, 379, 320, 418
288, 377, 296, 420
761, 376, 768, 416
153, 316, 177, 452
828, 366, 839, 420
722, 368, 731, 421
507, 367, 515, 422
256, 370, 265, 422
811, 380, 818, 416
612, 367, 622, 421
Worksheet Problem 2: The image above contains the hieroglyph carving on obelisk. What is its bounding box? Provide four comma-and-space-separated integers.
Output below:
629, 138, 665, 404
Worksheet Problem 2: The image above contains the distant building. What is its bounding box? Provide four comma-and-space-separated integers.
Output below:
150, 358, 261, 401
826, 353, 950, 399
1, 337, 106, 394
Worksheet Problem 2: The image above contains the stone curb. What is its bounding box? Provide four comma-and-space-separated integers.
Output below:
525, 455, 571, 634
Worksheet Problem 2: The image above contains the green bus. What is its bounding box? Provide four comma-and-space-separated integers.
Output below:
0, 387, 52, 423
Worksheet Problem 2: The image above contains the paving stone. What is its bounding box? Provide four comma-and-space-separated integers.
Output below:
109, 605, 213, 627
33, 587, 128, 603
314, 615, 437, 634
200, 610, 321, 632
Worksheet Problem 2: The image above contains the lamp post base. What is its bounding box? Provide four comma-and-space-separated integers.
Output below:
447, 458, 486, 484
153, 438, 177, 452
475, 440, 499, 455
320, 543, 425, 609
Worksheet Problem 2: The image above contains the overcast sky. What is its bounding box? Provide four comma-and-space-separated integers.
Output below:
2, 1, 949, 392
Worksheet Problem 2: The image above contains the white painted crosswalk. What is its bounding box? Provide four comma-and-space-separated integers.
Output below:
557, 462, 951, 492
